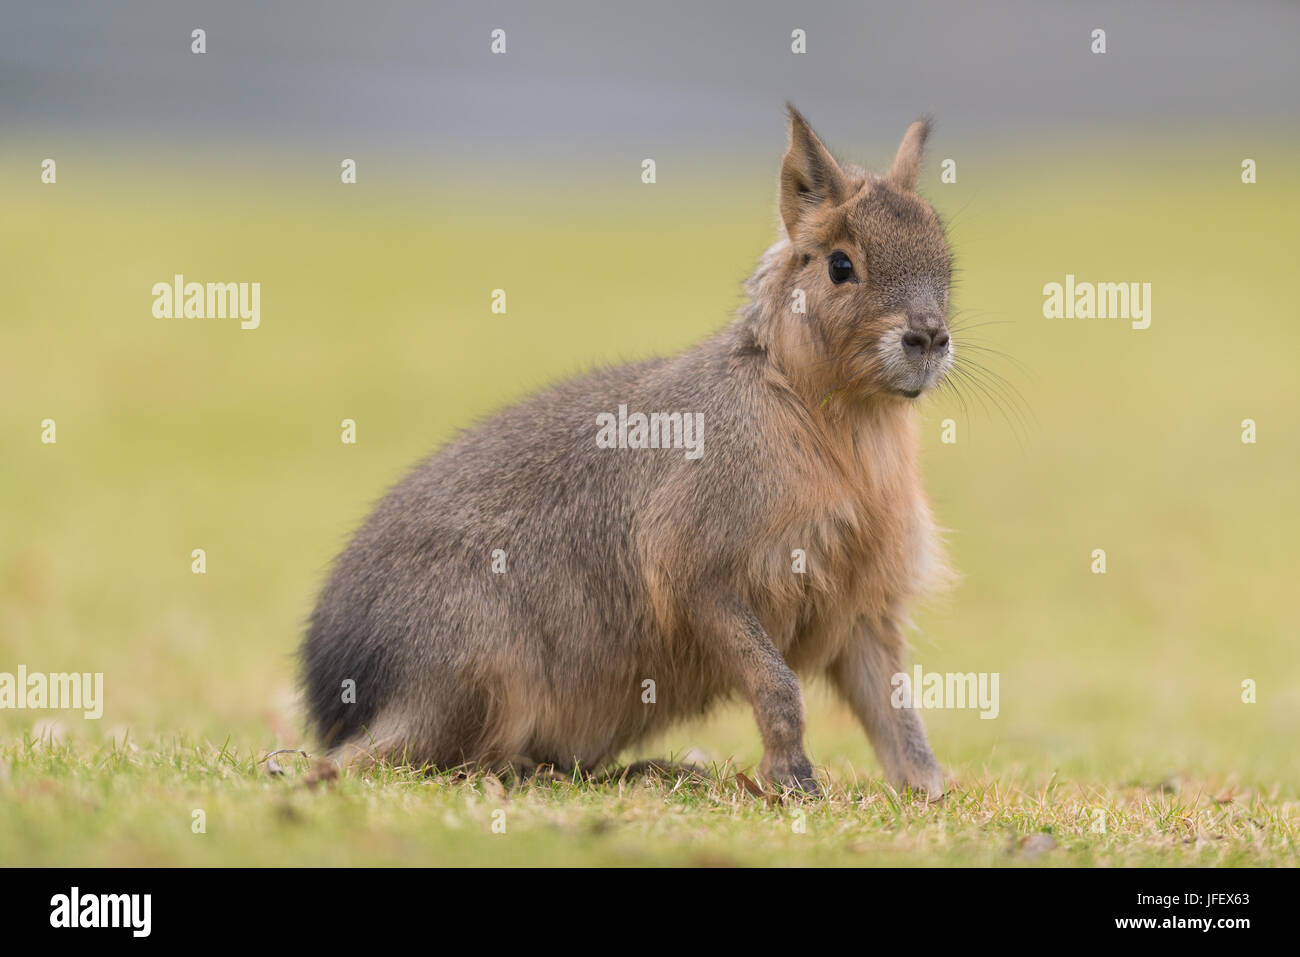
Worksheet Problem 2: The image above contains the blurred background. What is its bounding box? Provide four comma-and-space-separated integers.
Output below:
2, 0, 1297, 836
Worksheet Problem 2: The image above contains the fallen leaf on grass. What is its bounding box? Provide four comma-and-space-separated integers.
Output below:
734, 771, 783, 806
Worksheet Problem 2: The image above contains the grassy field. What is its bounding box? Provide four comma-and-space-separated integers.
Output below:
1, 141, 1297, 865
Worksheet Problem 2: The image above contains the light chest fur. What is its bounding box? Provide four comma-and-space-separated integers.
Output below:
745, 396, 946, 672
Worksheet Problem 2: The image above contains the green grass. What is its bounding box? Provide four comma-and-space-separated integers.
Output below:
4, 741, 1294, 866
1, 140, 1297, 866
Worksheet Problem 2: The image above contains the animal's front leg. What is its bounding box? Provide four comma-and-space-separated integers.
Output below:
829, 617, 944, 797
703, 594, 818, 794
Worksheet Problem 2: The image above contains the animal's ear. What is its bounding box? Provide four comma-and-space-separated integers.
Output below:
887, 117, 931, 192
779, 104, 849, 238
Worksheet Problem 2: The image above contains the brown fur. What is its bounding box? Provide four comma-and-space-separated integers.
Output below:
301, 106, 957, 796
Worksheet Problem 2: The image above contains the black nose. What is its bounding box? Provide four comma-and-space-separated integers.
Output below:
902, 328, 950, 359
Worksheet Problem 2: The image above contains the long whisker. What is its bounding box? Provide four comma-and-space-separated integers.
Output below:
948, 340, 1032, 368
952, 358, 1034, 435
939, 331, 1035, 451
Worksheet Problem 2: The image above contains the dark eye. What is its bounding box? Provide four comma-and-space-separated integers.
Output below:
828, 251, 856, 284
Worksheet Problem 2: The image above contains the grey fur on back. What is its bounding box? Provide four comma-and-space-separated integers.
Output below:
302, 333, 766, 768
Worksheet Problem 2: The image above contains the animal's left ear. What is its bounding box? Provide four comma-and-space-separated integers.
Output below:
887, 117, 931, 192
779, 104, 849, 238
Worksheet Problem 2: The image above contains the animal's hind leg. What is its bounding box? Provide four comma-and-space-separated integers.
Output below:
596, 758, 713, 787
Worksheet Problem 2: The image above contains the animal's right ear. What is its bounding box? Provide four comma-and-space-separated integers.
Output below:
779, 104, 848, 239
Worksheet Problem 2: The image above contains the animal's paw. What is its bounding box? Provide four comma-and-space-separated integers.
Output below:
897, 764, 945, 801
760, 754, 820, 796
